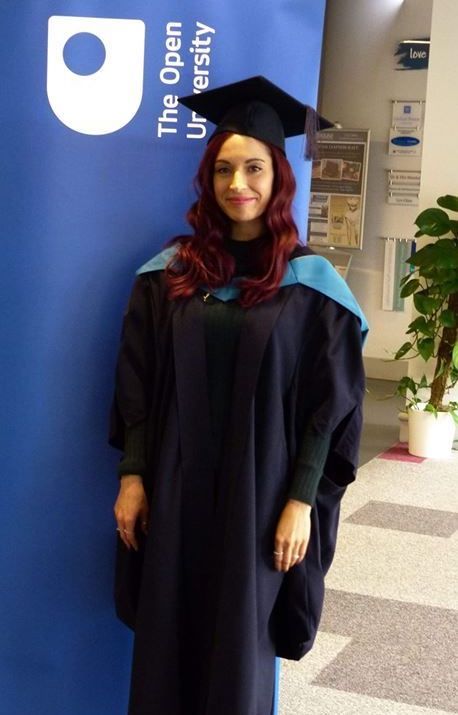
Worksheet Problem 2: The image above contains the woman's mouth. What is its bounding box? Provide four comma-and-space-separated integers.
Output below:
227, 197, 256, 205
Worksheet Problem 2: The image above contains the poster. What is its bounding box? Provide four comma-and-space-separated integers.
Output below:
307, 129, 370, 249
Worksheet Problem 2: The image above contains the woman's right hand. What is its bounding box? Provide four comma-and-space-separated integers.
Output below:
114, 475, 149, 551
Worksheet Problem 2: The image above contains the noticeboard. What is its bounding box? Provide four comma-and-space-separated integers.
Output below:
307, 128, 370, 250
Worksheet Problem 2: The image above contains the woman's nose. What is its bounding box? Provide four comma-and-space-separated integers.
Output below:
229, 170, 246, 191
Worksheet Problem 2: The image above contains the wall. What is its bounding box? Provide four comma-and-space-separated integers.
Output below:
420, 0, 458, 204
410, 0, 458, 404
319, 0, 433, 376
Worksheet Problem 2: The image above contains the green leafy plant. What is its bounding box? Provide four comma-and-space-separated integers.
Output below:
394, 194, 458, 424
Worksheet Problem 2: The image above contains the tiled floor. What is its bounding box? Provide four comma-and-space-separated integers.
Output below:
279, 378, 458, 714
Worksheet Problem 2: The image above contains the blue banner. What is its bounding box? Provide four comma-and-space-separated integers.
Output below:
0, 2, 326, 713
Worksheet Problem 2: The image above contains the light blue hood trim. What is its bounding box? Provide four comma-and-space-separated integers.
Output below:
137, 245, 368, 334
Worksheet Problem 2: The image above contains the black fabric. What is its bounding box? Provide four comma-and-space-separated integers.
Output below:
109, 255, 365, 714
178, 76, 334, 154
205, 235, 258, 467
223, 233, 268, 275
118, 418, 330, 505
116, 239, 328, 502
204, 297, 243, 467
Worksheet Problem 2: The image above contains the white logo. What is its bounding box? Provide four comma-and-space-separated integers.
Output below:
47, 16, 145, 135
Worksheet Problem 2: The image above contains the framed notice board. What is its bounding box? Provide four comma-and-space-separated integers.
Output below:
307, 128, 370, 250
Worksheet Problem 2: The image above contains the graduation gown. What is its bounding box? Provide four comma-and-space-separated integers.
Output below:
109, 245, 367, 715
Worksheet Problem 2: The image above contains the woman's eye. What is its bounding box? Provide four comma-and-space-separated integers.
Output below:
215, 167, 230, 175
248, 165, 262, 173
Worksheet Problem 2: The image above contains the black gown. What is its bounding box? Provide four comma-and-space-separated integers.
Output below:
109, 243, 366, 715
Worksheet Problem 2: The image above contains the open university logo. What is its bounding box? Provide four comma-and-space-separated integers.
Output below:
47, 16, 145, 135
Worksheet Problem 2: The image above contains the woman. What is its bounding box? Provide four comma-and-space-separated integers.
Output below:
110, 77, 367, 715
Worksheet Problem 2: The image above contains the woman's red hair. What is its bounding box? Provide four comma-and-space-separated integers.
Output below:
165, 131, 299, 308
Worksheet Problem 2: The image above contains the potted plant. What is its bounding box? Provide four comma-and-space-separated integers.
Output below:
394, 194, 458, 457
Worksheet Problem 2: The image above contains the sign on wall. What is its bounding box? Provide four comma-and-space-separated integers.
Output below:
395, 39, 430, 70
388, 99, 424, 156
386, 169, 421, 206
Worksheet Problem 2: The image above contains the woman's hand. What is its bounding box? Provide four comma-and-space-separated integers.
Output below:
114, 475, 149, 551
273, 499, 311, 572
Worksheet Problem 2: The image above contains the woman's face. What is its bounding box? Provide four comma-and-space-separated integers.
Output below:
213, 134, 274, 238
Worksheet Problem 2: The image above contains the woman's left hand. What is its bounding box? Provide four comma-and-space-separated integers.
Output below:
273, 499, 311, 572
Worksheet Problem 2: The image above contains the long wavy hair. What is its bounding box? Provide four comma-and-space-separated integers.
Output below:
165, 131, 299, 308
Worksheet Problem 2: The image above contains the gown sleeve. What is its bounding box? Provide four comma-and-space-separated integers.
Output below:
273, 298, 365, 661
305, 296, 365, 488
109, 275, 154, 452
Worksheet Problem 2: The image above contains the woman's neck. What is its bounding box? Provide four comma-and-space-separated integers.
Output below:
230, 218, 265, 242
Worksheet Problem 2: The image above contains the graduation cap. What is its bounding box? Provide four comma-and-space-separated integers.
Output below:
178, 75, 334, 158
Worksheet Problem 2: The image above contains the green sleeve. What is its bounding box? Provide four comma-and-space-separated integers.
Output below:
117, 421, 146, 479
287, 426, 331, 505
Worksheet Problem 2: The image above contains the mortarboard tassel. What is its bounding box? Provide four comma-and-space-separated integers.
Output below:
304, 106, 321, 160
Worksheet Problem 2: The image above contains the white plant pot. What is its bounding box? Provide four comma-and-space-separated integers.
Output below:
408, 404, 455, 458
